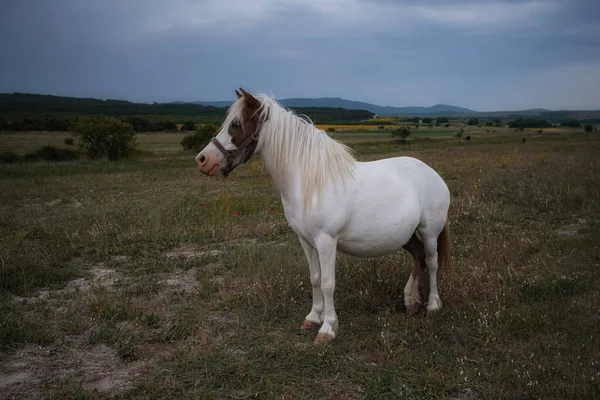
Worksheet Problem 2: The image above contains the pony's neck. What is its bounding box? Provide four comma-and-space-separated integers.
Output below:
256, 125, 302, 199
253, 105, 356, 210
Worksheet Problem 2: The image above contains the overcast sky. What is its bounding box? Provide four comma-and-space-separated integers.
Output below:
1, 0, 599, 111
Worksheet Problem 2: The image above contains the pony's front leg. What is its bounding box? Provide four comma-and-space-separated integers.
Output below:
313, 236, 338, 344
299, 237, 323, 329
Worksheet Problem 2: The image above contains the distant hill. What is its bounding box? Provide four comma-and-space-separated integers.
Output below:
2, 93, 599, 126
191, 97, 475, 116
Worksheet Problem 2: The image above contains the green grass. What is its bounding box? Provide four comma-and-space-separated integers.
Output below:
0, 130, 599, 399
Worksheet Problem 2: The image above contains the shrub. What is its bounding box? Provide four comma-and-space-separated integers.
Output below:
455, 128, 464, 139
155, 121, 177, 131
70, 117, 136, 160
392, 126, 412, 142
467, 118, 479, 126
508, 118, 550, 129
22, 146, 79, 162
328, 127, 336, 132
561, 119, 581, 128
584, 124, 593, 132
64, 137, 74, 146
181, 124, 219, 151
181, 121, 197, 131
122, 117, 155, 132
0, 152, 19, 163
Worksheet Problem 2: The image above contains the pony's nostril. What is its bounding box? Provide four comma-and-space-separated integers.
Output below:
199, 155, 206, 164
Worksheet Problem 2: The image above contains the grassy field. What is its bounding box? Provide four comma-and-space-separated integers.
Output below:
0, 130, 599, 399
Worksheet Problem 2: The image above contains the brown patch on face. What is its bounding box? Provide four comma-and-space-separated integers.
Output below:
227, 88, 262, 148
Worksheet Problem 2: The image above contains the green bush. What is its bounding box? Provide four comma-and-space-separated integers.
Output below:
64, 137, 74, 146
155, 121, 177, 131
70, 117, 136, 160
181, 121, 197, 131
23, 146, 79, 162
0, 152, 19, 163
561, 119, 581, 128
584, 124, 593, 132
122, 117, 155, 132
508, 118, 550, 129
391, 126, 412, 142
181, 124, 219, 151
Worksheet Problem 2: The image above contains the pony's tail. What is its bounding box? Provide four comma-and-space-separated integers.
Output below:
437, 220, 452, 274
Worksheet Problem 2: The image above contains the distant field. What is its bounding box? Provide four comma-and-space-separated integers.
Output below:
1, 131, 599, 399
2, 124, 575, 155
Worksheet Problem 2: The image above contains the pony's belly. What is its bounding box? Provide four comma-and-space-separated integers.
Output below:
337, 227, 414, 257
337, 240, 403, 257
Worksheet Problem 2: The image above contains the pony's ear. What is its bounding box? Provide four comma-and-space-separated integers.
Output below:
235, 89, 242, 99
239, 88, 260, 109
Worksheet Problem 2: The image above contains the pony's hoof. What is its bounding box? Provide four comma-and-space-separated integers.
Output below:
300, 320, 317, 330
405, 302, 421, 315
427, 298, 442, 312
313, 333, 335, 344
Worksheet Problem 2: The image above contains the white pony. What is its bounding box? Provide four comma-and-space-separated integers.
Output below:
196, 88, 452, 344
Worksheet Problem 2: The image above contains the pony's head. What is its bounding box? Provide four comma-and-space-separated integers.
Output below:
196, 88, 267, 177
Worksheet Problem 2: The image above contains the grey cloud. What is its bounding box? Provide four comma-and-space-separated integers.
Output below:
0, 0, 598, 109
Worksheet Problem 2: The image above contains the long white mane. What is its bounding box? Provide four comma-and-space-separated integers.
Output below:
223, 94, 357, 211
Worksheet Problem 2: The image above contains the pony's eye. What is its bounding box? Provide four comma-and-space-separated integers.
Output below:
231, 122, 241, 129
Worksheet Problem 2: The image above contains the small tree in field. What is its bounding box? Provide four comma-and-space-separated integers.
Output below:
392, 126, 412, 142
70, 116, 136, 160
584, 124, 593, 132
181, 124, 219, 151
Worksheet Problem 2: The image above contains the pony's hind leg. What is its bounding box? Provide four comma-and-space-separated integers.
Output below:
299, 237, 323, 329
422, 234, 443, 312
402, 234, 426, 314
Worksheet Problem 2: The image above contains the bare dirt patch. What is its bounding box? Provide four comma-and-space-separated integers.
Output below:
164, 239, 286, 260
12, 265, 121, 304
159, 267, 200, 294
0, 342, 156, 398
557, 218, 589, 237
165, 244, 223, 259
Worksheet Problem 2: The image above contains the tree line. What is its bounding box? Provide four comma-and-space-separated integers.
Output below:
0, 93, 375, 131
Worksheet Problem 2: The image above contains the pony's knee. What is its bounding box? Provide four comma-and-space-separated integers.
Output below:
310, 271, 321, 287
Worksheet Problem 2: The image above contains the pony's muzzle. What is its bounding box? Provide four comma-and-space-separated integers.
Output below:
196, 152, 221, 176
